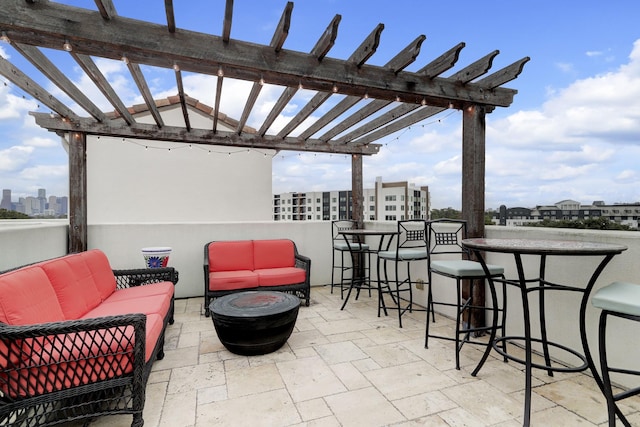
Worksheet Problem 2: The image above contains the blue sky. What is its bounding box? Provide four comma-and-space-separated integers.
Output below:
1, 1, 639, 210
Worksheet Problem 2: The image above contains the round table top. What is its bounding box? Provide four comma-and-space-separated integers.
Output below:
338, 229, 399, 236
462, 238, 627, 256
210, 291, 300, 318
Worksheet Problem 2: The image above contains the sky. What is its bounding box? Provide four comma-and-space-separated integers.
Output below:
1, 1, 639, 210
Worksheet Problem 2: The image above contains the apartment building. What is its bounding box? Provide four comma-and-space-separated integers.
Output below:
273, 176, 430, 221
491, 199, 640, 228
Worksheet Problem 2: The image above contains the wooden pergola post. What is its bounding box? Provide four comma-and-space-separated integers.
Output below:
68, 132, 87, 253
462, 104, 487, 329
351, 154, 363, 227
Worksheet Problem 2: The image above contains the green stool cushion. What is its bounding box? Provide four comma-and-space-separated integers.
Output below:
334, 242, 369, 251
378, 248, 428, 261
431, 260, 504, 277
592, 281, 640, 316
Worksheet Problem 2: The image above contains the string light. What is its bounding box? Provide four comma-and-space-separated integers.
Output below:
332, 84, 338, 93
62, 39, 72, 52
258, 76, 265, 86
173, 62, 180, 72
0, 31, 9, 43
217, 65, 224, 77
298, 82, 303, 90
121, 55, 129, 65
363, 93, 369, 99
421, 98, 426, 106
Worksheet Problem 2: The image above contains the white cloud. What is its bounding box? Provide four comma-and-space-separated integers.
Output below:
0, 146, 34, 171
23, 136, 59, 148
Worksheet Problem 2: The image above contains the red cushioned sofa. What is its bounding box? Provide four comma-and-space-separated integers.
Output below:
0, 249, 178, 427
203, 239, 311, 316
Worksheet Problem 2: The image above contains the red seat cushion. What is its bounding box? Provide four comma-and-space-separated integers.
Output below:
209, 241, 254, 272
256, 267, 306, 287
105, 281, 174, 302
83, 294, 171, 319
209, 271, 259, 291
253, 240, 295, 270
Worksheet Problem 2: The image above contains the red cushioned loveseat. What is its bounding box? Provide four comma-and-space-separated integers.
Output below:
203, 239, 311, 316
0, 249, 178, 427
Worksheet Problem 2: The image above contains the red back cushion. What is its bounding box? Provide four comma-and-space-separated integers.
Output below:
253, 240, 295, 269
40, 254, 103, 320
0, 266, 65, 325
209, 241, 254, 272
80, 249, 117, 300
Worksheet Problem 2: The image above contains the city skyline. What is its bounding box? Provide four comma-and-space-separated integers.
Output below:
1, 2, 639, 208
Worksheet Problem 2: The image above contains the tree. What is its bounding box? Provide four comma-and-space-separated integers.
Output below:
524, 217, 634, 231
0, 209, 31, 219
430, 208, 461, 220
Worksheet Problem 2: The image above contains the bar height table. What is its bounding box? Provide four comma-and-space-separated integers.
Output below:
462, 238, 627, 427
338, 229, 398, 311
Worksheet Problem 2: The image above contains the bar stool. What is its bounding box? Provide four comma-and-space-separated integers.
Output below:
331, 220, 368, 298
424, 218, 507, 370
591, 281, 640, 427
377, 219, 428, 328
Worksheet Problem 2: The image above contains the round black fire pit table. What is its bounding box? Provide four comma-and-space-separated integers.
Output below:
209, 291, 301, 356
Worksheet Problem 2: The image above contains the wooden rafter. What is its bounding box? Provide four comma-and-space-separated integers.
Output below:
312, 34, 428, 141
13, 43, 107, 122
257, 12, 342, 137
345, 51, 504, 145
236, 2, 294, 134
71, 53, 136, 125
126, 61, 164, 127
222, 0, 233, 43
164, 0, 176, 33
174, 67, 191, 131
94, 0, 117, 20
0, 56, 79, 120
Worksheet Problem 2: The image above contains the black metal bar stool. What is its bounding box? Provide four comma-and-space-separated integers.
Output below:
424, 219, 507, 371
331, 220, 369, 298
591, 281, 640, 427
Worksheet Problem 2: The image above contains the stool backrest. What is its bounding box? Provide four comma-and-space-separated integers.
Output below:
396, 219, 428, 250
427, 219, 470, 258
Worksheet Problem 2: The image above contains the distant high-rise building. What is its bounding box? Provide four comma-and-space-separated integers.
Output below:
0, 189, 12, 210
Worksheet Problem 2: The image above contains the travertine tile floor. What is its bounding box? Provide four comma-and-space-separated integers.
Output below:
80, 285, 640, 427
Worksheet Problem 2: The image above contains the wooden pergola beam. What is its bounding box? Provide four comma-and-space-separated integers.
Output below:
30, 113, 382, 155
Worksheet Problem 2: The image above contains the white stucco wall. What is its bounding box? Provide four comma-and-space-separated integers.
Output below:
82, 104, 274, 223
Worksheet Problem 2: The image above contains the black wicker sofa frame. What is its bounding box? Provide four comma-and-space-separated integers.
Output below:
0, 249, 178, 427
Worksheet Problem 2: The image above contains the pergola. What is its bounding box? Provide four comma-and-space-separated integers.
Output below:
0, 0, 528, 252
